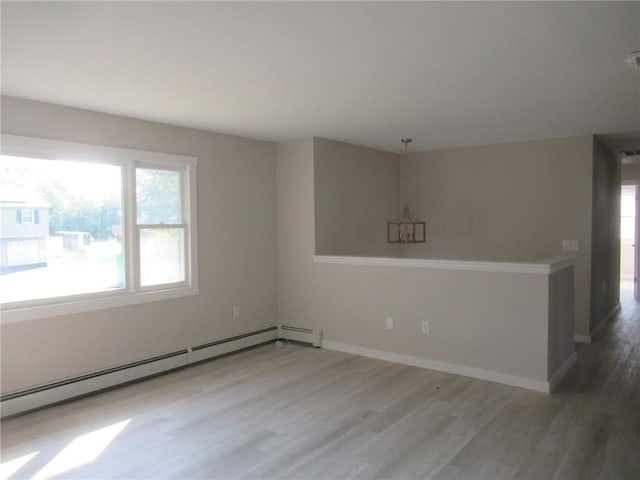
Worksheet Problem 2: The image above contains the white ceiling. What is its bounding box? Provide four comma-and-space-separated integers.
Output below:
2, 1, 639, 153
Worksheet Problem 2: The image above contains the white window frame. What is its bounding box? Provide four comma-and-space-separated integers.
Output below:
20, 209, 35, 224
1, 134, 199, 323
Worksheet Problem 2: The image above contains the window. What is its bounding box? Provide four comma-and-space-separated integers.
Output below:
136, 168, 185, 287
17, 209, 37, 224
1, 134, 198, 322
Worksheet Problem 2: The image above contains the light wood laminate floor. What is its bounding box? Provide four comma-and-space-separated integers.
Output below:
2, 291, 639, 479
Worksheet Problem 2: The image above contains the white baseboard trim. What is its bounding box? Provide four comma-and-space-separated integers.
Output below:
1, 326, 279, 418
548, 352, 577, 392
322, 340, 551, 393
574, 302, 621, 344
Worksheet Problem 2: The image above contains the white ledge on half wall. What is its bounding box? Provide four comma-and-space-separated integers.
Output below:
312, 254, 576, 275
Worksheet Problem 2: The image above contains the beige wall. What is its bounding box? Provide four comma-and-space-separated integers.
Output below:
314, 137, 400, 257
1, 96, 278, 393
590, 137, 621, 331
297, 134, 617, 339
621, 164, 640, 181
276, 139, 316, 330
402, 136, 595, 336
277, 138, 567, 384
1, 96, 616, 394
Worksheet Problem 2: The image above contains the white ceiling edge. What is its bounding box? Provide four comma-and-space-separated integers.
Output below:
1, 1, 639, 154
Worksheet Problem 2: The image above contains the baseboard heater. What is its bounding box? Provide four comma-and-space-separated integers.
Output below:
277, 325, 322, 347
1, 325, 292, 418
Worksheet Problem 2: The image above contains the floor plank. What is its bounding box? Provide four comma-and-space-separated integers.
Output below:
2, 289, 640, 479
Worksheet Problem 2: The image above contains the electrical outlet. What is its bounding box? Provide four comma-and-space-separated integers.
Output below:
421, 321, 430, 334
562, 240, 579, 252
386, 316, 394, 330
233, 306, 240, 319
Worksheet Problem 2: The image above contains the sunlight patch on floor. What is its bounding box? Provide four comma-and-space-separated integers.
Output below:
0, 452, 39, 480
30, 419, 130, 480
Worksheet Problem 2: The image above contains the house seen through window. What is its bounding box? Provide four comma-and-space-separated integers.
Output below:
1, 156, 124, 302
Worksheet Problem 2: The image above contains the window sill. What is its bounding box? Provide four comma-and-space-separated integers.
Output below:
1, 285, 199, 323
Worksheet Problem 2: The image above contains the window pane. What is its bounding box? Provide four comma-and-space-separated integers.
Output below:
136, 168, 182, 224
21, 209, 34, 224
0, 155, 124, 303
139, 228, 185, 287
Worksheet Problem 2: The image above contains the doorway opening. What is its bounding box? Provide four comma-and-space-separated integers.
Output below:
620, 184, 637, 297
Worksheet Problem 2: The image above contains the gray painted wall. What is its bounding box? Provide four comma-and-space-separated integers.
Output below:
1, 96, 278, 393
314, 137, 400, 257
590, 137, 621, 331
276, 139, 316, 333
622, 164, 640, 181
277, 139, 564, 384
547, 266, 575, 377
1, 96, 618, 394
310, 135, 599, 337
404, 137, 595, 337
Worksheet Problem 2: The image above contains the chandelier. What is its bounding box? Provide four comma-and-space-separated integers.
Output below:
387, 138, 425, 243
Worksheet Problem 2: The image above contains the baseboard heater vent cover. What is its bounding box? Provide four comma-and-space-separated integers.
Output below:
1, 326, 278, 418
277, 325, 322, 347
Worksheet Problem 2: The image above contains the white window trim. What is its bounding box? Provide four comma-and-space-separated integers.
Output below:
0, 134, 199, 323
20, 209, 35, 224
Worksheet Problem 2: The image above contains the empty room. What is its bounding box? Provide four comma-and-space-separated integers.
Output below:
1, 1, 639, 479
